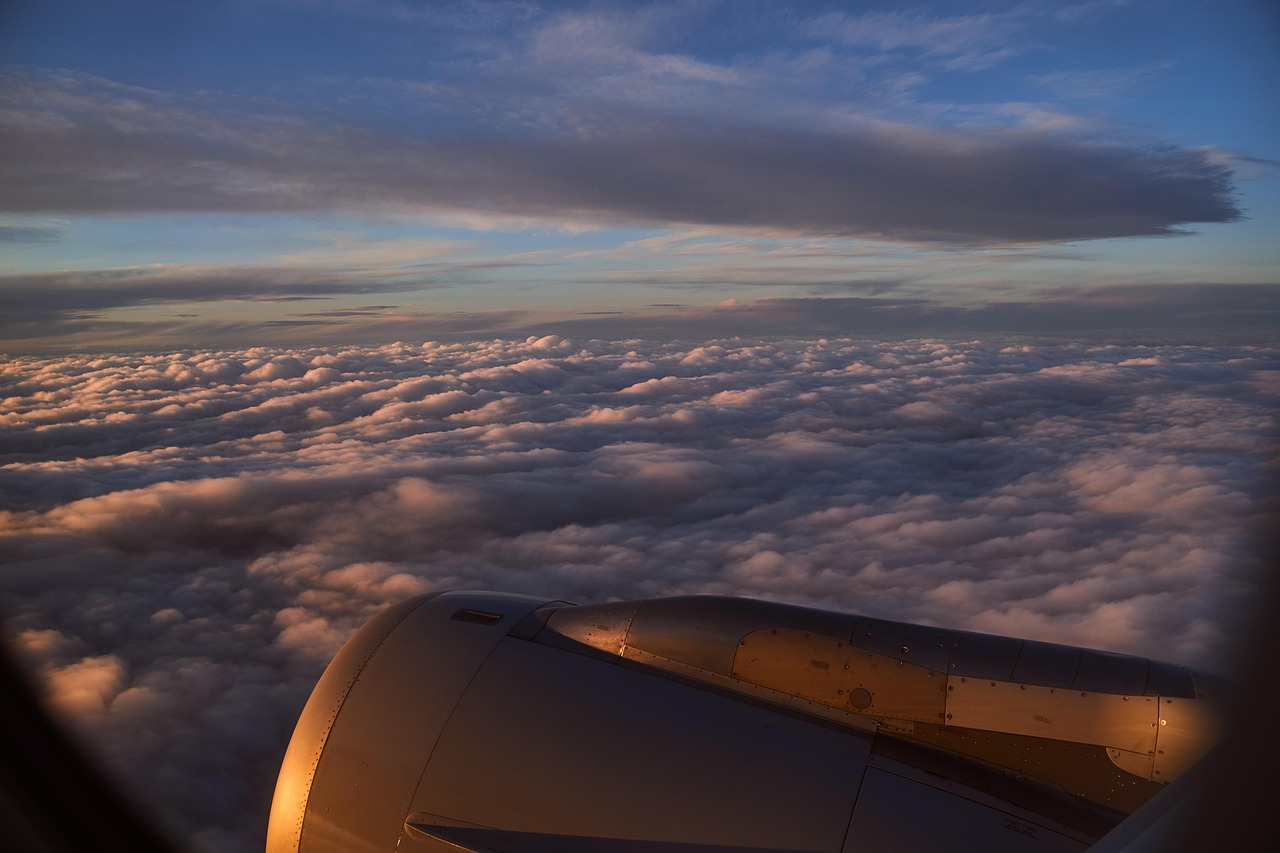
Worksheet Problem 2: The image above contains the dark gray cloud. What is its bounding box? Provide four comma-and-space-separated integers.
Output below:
0, 70, 1240, 243
0, 265, 447, 327
4, 273, 1276, 354
542, 285, 1280, 342
1, 337, 1275, 852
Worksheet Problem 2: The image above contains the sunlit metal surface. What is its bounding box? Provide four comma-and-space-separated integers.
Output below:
267, 591, 549, 853
624, 595, 858, 675
540, 599, 638, 654
543, 594, 1224, 806
1108, 746, 1156, 780
945, 678, 1159, 752
1153, 694, 1223, 781
266, 593, 436, 853
270, 591, 1227, 853
733, 627, 947, 723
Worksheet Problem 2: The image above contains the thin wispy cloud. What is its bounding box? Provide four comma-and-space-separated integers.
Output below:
1032, 62, 1174, 100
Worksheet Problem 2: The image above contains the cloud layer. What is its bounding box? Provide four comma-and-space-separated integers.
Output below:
0, 63, 1241, 243
1, 337, 1275, 851
5, 276, 1279, 355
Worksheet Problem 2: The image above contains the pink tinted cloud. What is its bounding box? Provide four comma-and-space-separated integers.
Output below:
0, 336, 1274, 852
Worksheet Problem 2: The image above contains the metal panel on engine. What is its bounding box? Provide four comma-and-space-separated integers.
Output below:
407, 634, 873, 850
946, 677, 1159, 754
842, 759, 1092, 852
543, 599, 639, 654
623, 595, 858, 675
733, 627, 947, 723
290, 592, 548, 853
850, 616, 951, 672
1153, 695, 1221, 782
1011, 640, 1084, 688
949, 629, 1024, 680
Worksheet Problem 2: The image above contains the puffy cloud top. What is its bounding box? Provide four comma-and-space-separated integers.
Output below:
1, 337, 1275, 851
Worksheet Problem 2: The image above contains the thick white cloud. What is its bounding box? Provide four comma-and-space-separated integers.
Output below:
0, 336, 1275, 852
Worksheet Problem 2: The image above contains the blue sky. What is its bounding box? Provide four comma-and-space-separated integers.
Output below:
1, 0, 1277, 351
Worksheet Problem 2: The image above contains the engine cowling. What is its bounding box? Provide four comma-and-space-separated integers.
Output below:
267, 591, 1224, 852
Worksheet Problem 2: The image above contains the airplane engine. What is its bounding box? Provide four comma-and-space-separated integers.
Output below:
266, 591, 1224, 853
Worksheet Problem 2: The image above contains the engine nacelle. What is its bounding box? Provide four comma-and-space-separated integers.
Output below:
267, 591, 1224, 852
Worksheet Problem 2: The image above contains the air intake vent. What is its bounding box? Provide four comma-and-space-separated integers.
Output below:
450, 609, 503, 626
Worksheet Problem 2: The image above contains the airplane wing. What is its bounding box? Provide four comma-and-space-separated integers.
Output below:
266, 591, 1226, 853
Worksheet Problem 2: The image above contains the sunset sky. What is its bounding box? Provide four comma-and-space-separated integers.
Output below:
1, 3, 1277, 852
1, 0, 1277, 350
